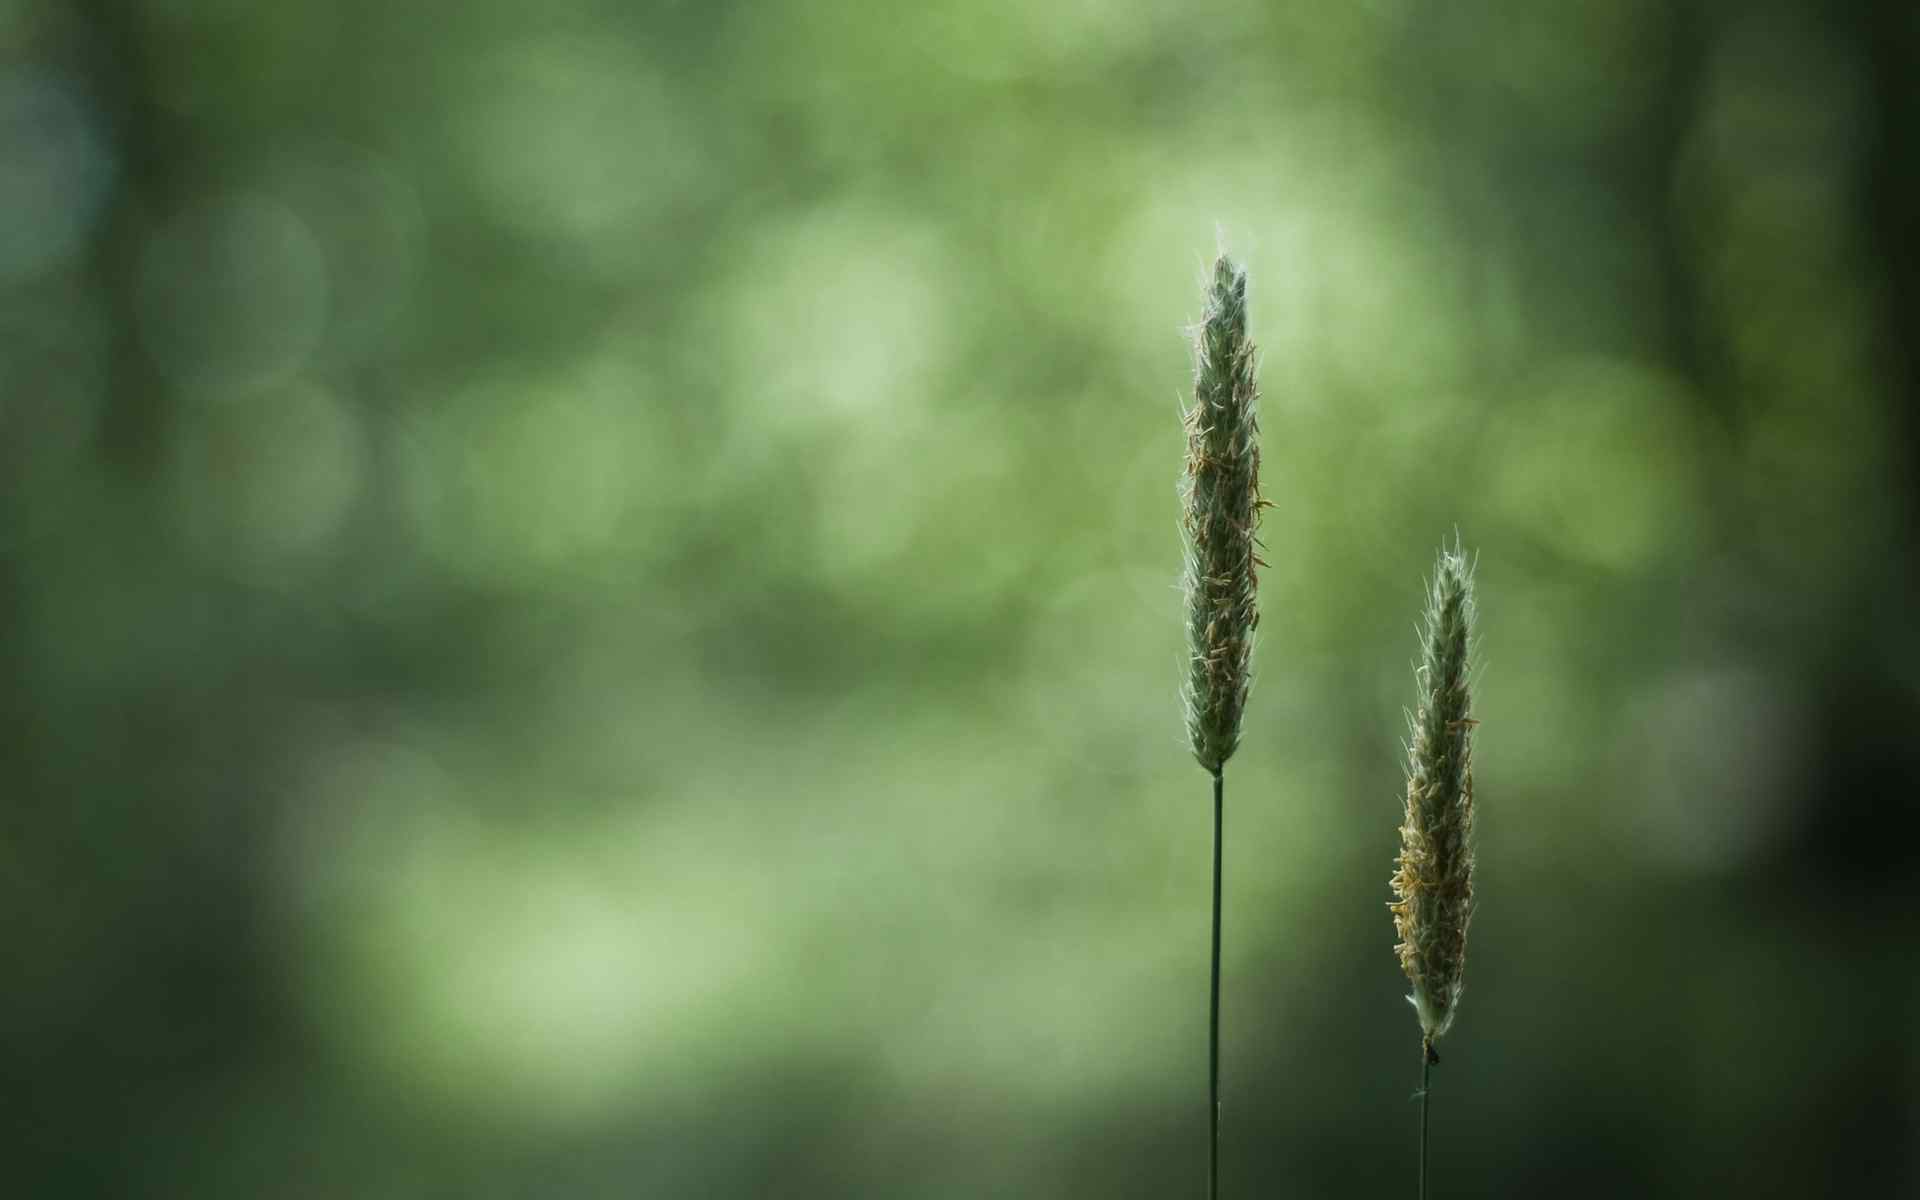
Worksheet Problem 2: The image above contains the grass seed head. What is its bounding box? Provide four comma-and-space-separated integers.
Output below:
1389, 541, 1478, 1045
1180, 255, 1264, 773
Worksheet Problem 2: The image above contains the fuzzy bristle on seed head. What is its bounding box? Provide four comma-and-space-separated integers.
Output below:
1180, 255, 1264, 773
1389, 541, 1478, 1044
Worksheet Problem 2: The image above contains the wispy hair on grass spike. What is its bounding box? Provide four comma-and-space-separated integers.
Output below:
1390, 539, 1478, 1200
1179, 253, 1264, 1200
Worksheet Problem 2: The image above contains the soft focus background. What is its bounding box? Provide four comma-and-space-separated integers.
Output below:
6, 0, 1918, 1195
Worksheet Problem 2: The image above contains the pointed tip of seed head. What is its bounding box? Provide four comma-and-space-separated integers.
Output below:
1209, 255, 1247, 307
1425, 538, 1477, 634
1434, 536, 1473, 582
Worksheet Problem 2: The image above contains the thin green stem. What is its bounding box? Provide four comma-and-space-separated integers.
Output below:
1209, 767, 1223, 1200
1419, 1040, 1433, 1200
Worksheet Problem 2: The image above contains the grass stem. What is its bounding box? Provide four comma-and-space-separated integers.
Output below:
1209, 765, 1223, 1200
1419, 1038, 1435, 1200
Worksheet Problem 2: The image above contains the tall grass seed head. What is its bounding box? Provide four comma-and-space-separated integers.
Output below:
1180, 256, 1266, 773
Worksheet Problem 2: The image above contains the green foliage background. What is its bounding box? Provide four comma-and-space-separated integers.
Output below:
6, 0, 1918, 1194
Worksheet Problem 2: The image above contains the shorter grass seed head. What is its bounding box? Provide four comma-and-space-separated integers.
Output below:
1390, 542, 1478, 1047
